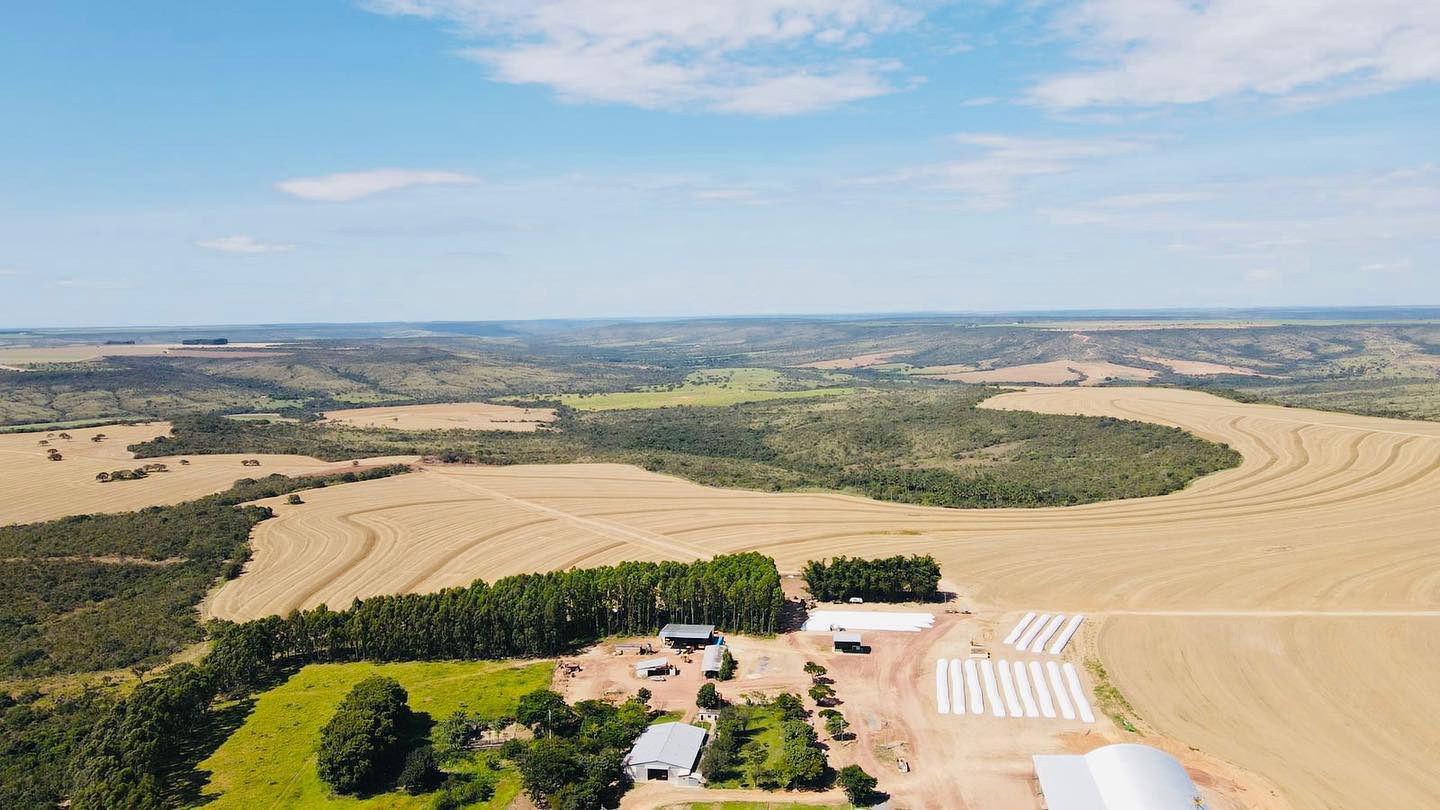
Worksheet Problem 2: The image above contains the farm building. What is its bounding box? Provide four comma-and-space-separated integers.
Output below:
833, 631, 866, 653
634, 657, 672, 678
623, 722, 707, 786
659, 623, 715, 648
700, 643, 725, 676
1032, 743, 1204, 810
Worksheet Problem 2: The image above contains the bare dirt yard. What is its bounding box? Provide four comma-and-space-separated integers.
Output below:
0, 422, 415, 525
321, 401, 556, 431
931, 360, 1156, 385
203, 387, 1440, 809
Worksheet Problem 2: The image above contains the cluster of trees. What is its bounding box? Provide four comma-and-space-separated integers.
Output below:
0, 465, 411, 679
207, 553, 782, 693
317, 676, 413, 794
698, 692, 827, 790
94, 463, 167, 482
63, 553, 780, 806
803, 554, 942, 603
508, 688, 649, 809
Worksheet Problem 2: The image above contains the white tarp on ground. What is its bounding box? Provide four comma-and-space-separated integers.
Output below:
980, 658, 1004, 717
1015, 613, 1051, 649
1050, 614, 1085, 655
996, 659, 1023, 717
949, 659, 965, 716
964, 658, 984, 715
1064, 662, 1096, 723
1030, 661, 1057, 718
935, 659, 950, 714
803, 610, 934, 633
1002, 612, 1036, 645
1030, 614, 1066, 653
1048, 661, 1076, 720
1014, 660, 1040, 718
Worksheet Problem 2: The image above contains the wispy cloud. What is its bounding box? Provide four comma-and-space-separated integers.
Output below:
195, 235, 296, 254
361, 0, 925, 115
859, 133, 1148, 207
56, 277, 131, 290
1032, 0, 1440, 109
1362, 260, 1412, 273
276, 169, 479, 202
1094, 191, 1218, 208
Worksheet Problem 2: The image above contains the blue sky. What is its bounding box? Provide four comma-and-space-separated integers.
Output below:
2, 1, 1437, 327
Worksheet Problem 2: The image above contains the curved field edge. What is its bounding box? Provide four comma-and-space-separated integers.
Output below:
129, 388, 1243, 511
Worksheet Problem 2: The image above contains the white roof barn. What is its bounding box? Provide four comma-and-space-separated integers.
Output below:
1033, 743, 1204, 810
624, 722, 707, 786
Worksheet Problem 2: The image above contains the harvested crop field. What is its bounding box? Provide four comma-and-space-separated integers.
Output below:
212, 387, 1440, 809
1142, 355, 1267, 376
0, 342, 284, 367
934, 360, 1156, 385
322, 401, 555, 431
797, 350, 909, 369
0, 423, 415, 525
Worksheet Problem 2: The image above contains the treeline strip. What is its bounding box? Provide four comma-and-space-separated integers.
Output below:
65, 553, 782, 808
803, 554, 942, 602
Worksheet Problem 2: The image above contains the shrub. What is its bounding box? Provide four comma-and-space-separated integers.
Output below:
837, 764, 879, 805
399, 746, 440, 794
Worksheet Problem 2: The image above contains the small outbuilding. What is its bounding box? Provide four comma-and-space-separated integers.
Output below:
659, 623, 715, 649
700, 643, 726, 676
833, 631, 867, 653
623, 722, 707, 786
1032, 743, 1205, 810
634, 657, 672, 678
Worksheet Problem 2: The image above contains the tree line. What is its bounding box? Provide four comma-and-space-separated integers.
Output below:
803, 554, 942, 603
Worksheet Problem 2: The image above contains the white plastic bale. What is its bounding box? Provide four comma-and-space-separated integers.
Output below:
1047, 661, 1076, 720
949, 659, 965, 718
1029, 661, 1056, 718
1013, 660, 1040, 718
1001, 611, 1037, 646
996, 658, 1023, 717
1048, 614, 1085, 655
935, 659, 950, 715
1063, 661, 1096, 723
964, 658, 984, 715
980, 658, 1005, 717
1015, 612, 1051, 650
1029, 613, 1066, 653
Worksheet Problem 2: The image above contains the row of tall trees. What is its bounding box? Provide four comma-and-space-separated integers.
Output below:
209, 553, 783, 693
803, 554, 942, 602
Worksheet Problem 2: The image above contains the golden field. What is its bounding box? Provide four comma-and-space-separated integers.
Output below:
322, 401, 556, 431
208, 387, 1440, 809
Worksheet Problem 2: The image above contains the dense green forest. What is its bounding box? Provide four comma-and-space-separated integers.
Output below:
803, 555, 942, 602
135, 388, 1241, 508
0, 465, 411, 679
48, 553, 780, 810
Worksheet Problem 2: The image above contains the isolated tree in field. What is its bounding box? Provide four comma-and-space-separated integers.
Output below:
837, 764, 879, 805
803, 661, 827, 682
718, 647, 736, 680
824, 711, 850, 740
286, 494, 304, 505
316, 676, 410, 794
808, 683, 835, 705
696, 682, 721, 710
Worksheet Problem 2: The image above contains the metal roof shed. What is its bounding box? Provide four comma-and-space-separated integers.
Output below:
701, 643, 725, 674
634, 657, 669, 675
624, 722, 707, 785
1033, 743, 1204, 810
659, 623, 715, 645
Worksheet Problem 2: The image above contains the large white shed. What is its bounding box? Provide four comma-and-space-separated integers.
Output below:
623, 722, 707, 786
1032, 743, 1204, 810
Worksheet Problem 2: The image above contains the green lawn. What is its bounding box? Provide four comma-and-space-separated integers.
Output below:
198, 659, 552, 809
706, 705, 786, 790
559, 368, 856, 411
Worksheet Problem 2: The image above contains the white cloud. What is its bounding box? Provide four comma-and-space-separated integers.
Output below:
56, 278, 131, 290
276, 169, 479, 202
362, 0, 924, 114
195, 235, 296, 254
1032, 1, 1440, 108
860, 133, 1148, 207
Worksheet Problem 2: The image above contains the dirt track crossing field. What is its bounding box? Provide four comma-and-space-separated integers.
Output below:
0, 423, 416, 525
208, 387, 1440, 809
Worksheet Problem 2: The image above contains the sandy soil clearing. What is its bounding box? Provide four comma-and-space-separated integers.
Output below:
1142, 355, 1267, 376
322, 402, 556, 432
932, 360, 1156, 385
0, 422, 416, 525
210, 387, 1440, 809
797, 351, 909, 369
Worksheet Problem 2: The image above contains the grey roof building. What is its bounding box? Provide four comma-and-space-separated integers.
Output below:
659, 623, 715, 646
624, 722, 707, 786
701, 643, 725, 675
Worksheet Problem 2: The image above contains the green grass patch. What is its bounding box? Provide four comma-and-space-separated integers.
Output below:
1084, 657, 1139, 733
705, 705, 786, 789
198, 659, 551, 809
